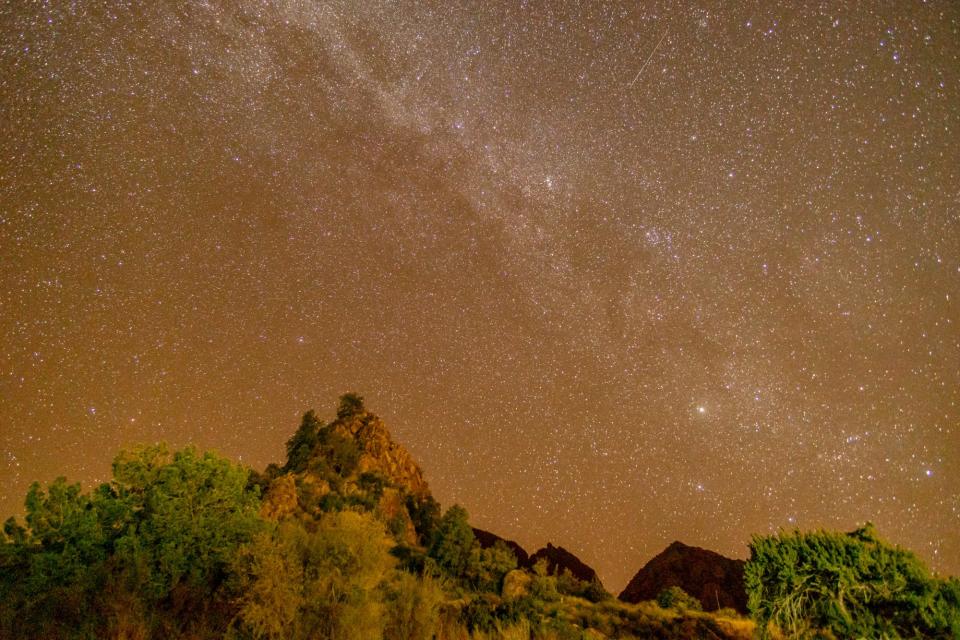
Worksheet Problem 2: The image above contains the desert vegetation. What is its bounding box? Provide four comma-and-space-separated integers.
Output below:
0, 395, 955, 639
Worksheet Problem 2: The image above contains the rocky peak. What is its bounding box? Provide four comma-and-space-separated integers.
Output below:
331, 410, 431, 498
618, 541, 748, 613
473, 527, 530, 566
259, 397, 431, 546
527, 542, 602, 586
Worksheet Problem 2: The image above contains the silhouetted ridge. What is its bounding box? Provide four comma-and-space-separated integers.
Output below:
526, 542, 602, 586
472, 527, 529, 566
619, 541, 747, 613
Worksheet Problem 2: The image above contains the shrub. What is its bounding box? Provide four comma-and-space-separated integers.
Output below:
745, 523, 960, 639
657, 586, 702, 611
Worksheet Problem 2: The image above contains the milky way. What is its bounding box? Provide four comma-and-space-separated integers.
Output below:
1, 1, 958, 590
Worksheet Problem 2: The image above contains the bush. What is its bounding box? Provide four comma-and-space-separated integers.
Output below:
406, 494, 441, 546
428, 505, 476, 578
657, 586, 702, 611
337, 392, 366, 419
381, 571, 444, 640
745, 523, 960, 639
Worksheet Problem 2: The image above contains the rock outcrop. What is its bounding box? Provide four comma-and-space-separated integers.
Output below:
618, 541, 748, 613
332, 410, 431, 498
526, 542, 602, 586
260, 401, 428, 546
473, 527, 530, 566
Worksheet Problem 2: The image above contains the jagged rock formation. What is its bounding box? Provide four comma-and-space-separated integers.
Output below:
473, 527, 530, 566
618, 541, 748, 613
527, 542, 602, 586
258, 401, 430, 546
330, 410, 431, 498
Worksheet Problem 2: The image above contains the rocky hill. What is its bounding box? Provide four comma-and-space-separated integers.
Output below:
473, 527, 530, 566
618, 541, 748, 613
257, 394, 433, 546
527, 542, 602, 586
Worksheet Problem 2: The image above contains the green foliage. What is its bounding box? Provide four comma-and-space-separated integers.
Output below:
388, 513, 409, 540
319, 429, 361, 476
461, 593, 502, 632
0, 477, 115, 637
112, 445, 265, 601
745, 523, 960, 639
553, 569, 610, 603
581, 577, 612, 603
282, 404, 365, 480
657, 585, 703, 611
381, 570, 444, 640
358, 471, 389, 498
428, 504, 477, 578
337, 392, 366, 419
232, 511, 393, 640
284, 411, 321, 472
3, 401, 957, 640
406, 493, 441, 545
466, 540, 518, 592
0, 443, 265, 639
229, 524, 304, 640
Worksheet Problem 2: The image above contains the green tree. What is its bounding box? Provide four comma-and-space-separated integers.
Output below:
231, 523, 306, 640
381, 571, 444, 640
530, 558, 560, 603
284, 410, 322, 472
111, 445, 264, 601
428, 504, 476, 579
337, 392, 366, 419
466, 541, 518, 593
3, 477, 113, 637
406, 493, 441, 546
233, 511, 393, 640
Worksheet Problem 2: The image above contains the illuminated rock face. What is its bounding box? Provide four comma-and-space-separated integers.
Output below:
335, 410, 432, 499
261, 408, 429, 546
618, 541, 748, 613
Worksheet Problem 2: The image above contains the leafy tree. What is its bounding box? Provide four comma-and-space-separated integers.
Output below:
234, 511, 393, 640
427, 504, 476, 578
230, 524, 304, 640
284, 410, 322, 472
406, 493, 441, 546
111, 445, 264, 601
323, 431, 361, 476
1, 477, 113, 637
466, 540, 518, 592
554, 568, 609, 602
581, 577, 611, 603
746, 523, 960, 639
530, 558, 560, 603
336, 392, 366, 419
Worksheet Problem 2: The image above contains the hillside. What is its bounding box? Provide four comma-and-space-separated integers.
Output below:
618, 541, 747, 613
0, 394, 955, 640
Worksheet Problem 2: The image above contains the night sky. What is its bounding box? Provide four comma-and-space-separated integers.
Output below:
2, 1, 958, 591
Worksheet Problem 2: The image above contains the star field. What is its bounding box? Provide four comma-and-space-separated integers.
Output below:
1, 1, 958, 590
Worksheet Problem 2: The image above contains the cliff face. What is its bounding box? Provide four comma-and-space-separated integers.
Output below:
618, 541, 748, 613
334, 411, 431, 498
259, 406, 429, 546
